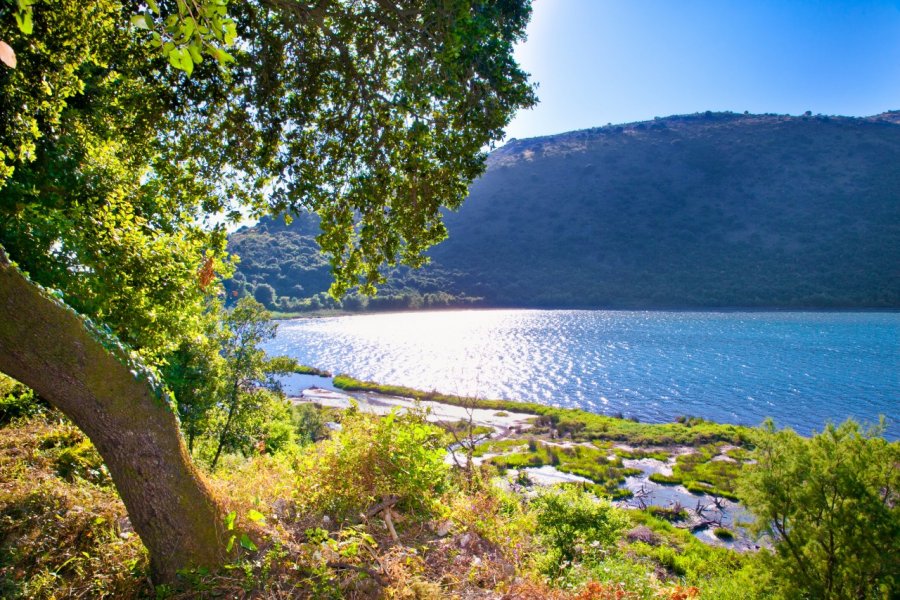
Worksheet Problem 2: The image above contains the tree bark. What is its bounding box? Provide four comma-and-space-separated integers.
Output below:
0, 249, 226, 583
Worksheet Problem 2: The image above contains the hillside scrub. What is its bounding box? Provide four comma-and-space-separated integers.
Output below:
3, 388, 898, 598
1, 0, 537, 581
229, 112, 900, 312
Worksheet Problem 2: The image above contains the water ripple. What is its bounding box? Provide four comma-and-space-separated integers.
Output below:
266, 310, 900, 439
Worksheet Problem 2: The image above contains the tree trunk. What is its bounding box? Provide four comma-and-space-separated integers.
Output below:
0, 249, 226, 583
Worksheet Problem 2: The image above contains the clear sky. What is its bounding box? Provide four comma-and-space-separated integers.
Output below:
503, 0, 900, 141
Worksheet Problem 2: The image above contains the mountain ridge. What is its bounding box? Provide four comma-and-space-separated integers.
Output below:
227, 110, 900, 311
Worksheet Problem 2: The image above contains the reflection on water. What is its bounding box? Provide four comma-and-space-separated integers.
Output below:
265, 309, 899, 438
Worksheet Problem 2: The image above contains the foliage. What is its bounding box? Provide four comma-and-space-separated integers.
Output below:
206, 298, 297, 469
295, 407, 449, 519
0, 373, 43, 425
291, 403, 330, 445
163, 311, 225, 453
484, 439, 641, 497
0, 416, 150, 599
531, 486, 626, 577
712, 527, 734, 541
739, 418, 900, 599
1, 0, 238, 367
2, 0, 536, 577
671, 445, 744, 499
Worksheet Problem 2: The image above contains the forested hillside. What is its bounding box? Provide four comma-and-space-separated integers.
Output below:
229, 111, 900, 310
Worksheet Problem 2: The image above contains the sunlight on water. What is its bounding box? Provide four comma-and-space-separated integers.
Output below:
264, 310, 900, 438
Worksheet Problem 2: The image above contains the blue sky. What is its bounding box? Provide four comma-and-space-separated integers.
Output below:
503, 0, 900, 140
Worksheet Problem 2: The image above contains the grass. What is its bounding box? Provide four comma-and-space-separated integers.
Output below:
649, 473, 683, 485
713, 528, 735, 541
333, 375, 755, 447
614, 448, 671, 461
292, 364, 332, 377
480, 439, 641, 498
672, 446, 744, 500
0, 416, 150, 599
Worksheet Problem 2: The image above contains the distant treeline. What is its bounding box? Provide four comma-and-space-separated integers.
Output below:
228, 111, 900, 311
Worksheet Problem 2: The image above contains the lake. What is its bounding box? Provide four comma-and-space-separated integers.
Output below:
265, 310, 899, 439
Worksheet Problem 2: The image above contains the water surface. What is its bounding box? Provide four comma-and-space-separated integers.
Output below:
265, 310, 899, 438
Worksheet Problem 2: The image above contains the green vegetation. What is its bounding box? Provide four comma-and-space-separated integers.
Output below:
649, 473, 683, 485
292, 365, 333, 378
1, 1, 896, 597
295, 407, 450, 519
740, 419, 899, 598
713, 528, 735, 541
483, 439, 641, 497
1, 387, 897, 598
532, 486, 626, 576
231, 111, 900, 311
334, 374, 753, 446
672, 446, 744, 500
0, 0, 535, 582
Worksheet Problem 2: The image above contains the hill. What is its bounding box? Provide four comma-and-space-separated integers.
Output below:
227, 111, 900, 310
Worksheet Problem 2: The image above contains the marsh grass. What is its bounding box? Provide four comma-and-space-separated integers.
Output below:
333, 375, 753, 446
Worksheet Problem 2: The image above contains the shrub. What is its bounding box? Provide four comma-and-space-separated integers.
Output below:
253, 283, 277, 308
531, 486, 626, 576
739, 418, 899, 599
713, 527, 734, 541
649, 473, 682, 485
0, 374, 44, 425
291, 402, 328, 444
295, 407, 449, 519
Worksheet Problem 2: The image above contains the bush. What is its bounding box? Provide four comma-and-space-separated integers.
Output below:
713, 527, 734, 541
253, 283, 277, 308
295, 407, 449, 519
739, 418, 899, 599
0, 374, 44, 425
291, 403, 328, 444
531, 486, 626, 576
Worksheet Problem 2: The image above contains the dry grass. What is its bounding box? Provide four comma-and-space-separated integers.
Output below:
0, 413, 740, 599
0, 416, 151, 599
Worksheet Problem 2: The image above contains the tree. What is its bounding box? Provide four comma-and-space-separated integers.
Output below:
209, 297, 295, 470
252, 283, 277, 309
739, 419, 899, 599
0, 0, 535, 582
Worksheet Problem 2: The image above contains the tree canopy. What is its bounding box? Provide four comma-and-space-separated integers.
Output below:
0, 0, 535, 581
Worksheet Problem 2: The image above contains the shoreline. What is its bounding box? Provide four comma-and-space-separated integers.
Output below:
288, 377, 762, 550
270, 305, 900, 321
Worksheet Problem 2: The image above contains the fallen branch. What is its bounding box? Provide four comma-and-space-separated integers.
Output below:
326, 561, 388, 587
366, 495, 400, 542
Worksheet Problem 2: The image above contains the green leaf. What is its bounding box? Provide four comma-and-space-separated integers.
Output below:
239, 533, 257, 552
14, 11, 33, 35
130, 15, 149, 30
211, 48, 235, 64
224, 510, 236, 531
225, 534, 236, 552
147, 0, 160, 14
187, 44, 203, 64
247, 509, 265, 523
181, 17, 196, 40
167, 47, 194, 76
223, 20, 237, 46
